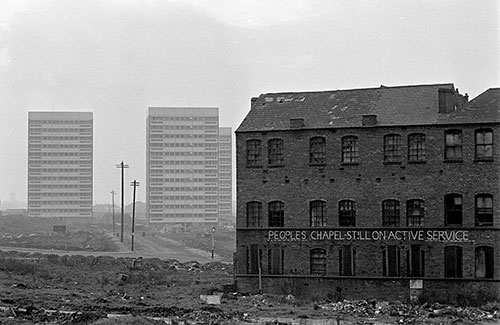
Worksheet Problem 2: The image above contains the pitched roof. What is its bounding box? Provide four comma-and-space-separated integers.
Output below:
236, 84, 500, 132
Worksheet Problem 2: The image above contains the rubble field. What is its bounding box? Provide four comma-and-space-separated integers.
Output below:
0, 251, 498, 325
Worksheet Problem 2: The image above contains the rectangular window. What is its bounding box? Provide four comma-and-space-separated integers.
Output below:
445, 130, 463, 161
444, 246, 463, 278
246, 140, 262, 167
339, 245, 355, 276
268, 139, 284, 166
382, 200, 400, 227
407, 199, 425, 226
310, 200, 326, 227
339, 200, 356, 227
342, 136, 359, 164
384, 134, 402, 163
408, 245, 425, 277
382, 245, 400, 277
268, 247, 284, 275
475, 129, 493, 160
310, 249, 327, 275
408, 134, 426, 162
445, 194, 462, 226
476, 194, 493, 226
310, 137, 326, 165
268, 201, 284, 227
247, 202, 263, 227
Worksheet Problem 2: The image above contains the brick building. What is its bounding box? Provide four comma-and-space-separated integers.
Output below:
235, 84, 499, 302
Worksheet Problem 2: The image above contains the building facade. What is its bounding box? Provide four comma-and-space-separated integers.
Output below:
146, 107, 232, 228
235, 84, 499, 303
27, 112, 93, 221
218, 127, 233, 227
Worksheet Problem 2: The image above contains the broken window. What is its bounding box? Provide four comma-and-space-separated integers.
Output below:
268, 138, 284, 166
246, 139, 262, 167
341, 136, 359, 164
382, 199, 400, 227
408, 133, 426, 162
475, 194, 493, 226
407, 199, 425, 226
339, 200, 356, 227
268, 201, 284, 227
384, 134, 402, 163
246, 201, 263, 227
444, 130, 463, 161
310, 248, 327, 275
444, 194, 462, 226
310, 200, 326, 227
339, 245, 355, 276
475, 129, 493, 160
475, 246, 494, 278
444, 246, 463, 278
382, 245, 401, 277
310, 137, 326, 165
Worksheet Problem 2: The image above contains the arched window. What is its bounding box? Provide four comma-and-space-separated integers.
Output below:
339, 200, 356, 227
246, 201, 262, 227
341, 136, 359, 164
382, 199, 400, 227
310, 137, 326, 165
475, 194, 493, 226
408, 133, 426, 162
268, 139, 284, 166
384, 134, 402, 163
246, 139, 262, 167
444, 194, 462, 226
475, 129, 493, 160
310, 248, 327, 275
310, 200, 326, 227
407, 199, 424, 226
268, 201, 284, 227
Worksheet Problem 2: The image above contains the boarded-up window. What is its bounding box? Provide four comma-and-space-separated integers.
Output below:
382, 245, 401, 277
444, 246, 462, 278
268, 247, 284, 275
407, 245, 425, 277
310, 248, 327, 275
339, 245, 355, 276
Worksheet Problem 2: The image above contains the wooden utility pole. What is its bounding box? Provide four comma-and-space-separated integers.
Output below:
130, 180, 140, 251
110, 190, 116, 235
116, 162, 129, 242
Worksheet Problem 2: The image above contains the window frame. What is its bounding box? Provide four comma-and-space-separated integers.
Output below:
475, 129, 493, 161
341, 136, 359, 164
407, 244, 425, 277
268, 247, 284, 275
310, 248, 327, 275
406, 199, 425, 227
268, 138, 284, 166
382, 245, 401, 277
339, 200, 356, 227
444, 193, 463, 226
310, 200, 327, 227
268, 201, 284, 227
339, 245, 355, 276
444, 129, 463, 161
383, 134, 402, 163
246, 201, 263, 227
309, 136, 326, 165
475, 194, 493, 226
382, 199, 400, 227
408, 133, 426, 162
246, 139, 262, 167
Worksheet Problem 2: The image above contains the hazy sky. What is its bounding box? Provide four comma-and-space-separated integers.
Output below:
0, 0, 499, 205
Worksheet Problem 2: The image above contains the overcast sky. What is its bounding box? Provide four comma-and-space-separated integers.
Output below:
0, 0, 499, 205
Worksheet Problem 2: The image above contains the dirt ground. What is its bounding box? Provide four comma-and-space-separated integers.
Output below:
0, 216, 498, 324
